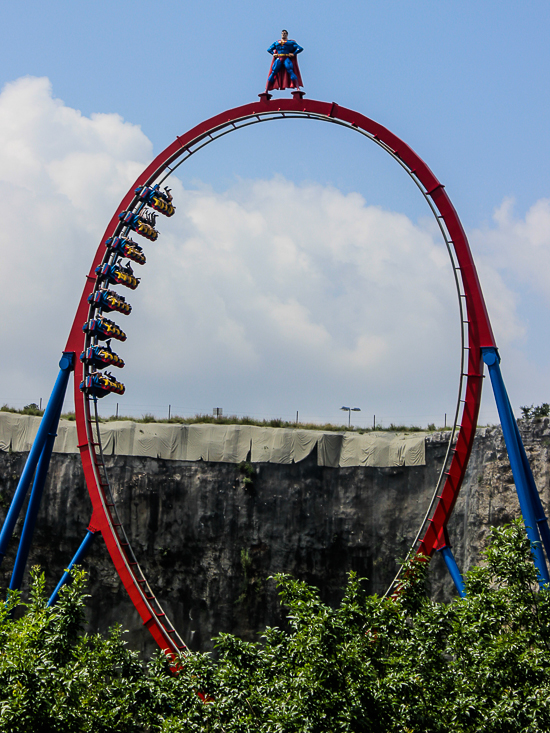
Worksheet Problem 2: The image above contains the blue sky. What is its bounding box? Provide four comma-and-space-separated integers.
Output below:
0, 1, 549, 427
3, 1, 549, 221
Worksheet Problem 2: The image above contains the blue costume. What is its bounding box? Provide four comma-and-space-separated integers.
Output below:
266, 38, 304, 90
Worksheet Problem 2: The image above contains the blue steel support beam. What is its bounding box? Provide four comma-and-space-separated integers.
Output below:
0, 353, 74, 566
47, 529, 96, 607
510, 413, 550, 561
9, 397, 65, 592
482, 347, 550, 586
438, 546, 466, 597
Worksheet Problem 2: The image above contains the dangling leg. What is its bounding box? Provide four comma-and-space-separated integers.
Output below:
267, 57, 284, 87
284, 57, 299, 86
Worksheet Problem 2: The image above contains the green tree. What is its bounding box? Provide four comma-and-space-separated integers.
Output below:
0, 568, 187, 732
3, 523, 550, 731
172, 522, 550, 732
520, 403, 550, 419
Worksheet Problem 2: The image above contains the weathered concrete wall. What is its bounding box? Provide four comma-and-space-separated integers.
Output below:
1, 420, 549, 657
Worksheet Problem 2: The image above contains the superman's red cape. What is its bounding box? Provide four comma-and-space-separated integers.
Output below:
266, 55, 303, 91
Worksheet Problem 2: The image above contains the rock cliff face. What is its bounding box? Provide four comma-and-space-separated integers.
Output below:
1, 419, 549, 657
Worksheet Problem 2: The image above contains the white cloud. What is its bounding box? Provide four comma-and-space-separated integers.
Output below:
129, 177, 464, 422
471, 197, 550, 303
469, 196, 550, 350
4, 76, 547, 426
0, 77, 152, 403
469, 198, 550, 419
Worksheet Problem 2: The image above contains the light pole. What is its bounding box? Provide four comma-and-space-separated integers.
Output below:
340, 406, 361, 429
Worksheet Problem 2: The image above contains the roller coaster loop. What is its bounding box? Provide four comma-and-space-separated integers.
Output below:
2, 93, 550, 660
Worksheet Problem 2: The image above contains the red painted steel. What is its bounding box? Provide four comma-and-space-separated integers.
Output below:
66, 96, 496, 652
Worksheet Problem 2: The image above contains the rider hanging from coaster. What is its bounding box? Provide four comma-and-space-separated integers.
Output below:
266, 30, 303, 91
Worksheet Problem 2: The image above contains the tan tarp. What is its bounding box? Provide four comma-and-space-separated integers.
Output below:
337, 432, 426, 467
0, 413, 425, 467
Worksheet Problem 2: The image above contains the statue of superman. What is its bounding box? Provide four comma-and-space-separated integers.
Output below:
266, 30, 303, 91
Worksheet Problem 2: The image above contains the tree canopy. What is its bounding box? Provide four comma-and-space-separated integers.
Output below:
1, 521, 550, 732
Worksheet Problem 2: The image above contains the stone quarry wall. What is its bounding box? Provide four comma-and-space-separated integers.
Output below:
1, 419, 549, 657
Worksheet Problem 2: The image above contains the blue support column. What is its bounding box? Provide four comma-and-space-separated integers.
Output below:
511, 415, 550, 561
9, 397, 64, 592
482, 347, 550, 586
438, 546, 466, 598
47, 530, 96, 607
0, 353, 74, 567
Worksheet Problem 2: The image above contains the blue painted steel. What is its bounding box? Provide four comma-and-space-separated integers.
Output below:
0, 353, 74, 567
482, 347, 550, 585
9, 398, 64, 592
47, 530, 96, 607
439, 546, 466, 597
511, 413, 550, 561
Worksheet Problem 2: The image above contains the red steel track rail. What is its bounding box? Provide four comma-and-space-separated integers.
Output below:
65, 96, 496, 654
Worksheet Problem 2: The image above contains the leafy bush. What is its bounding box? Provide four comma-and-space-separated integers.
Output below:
172, 523, 550, 732
521, 403, 550, 420
21, 403, 43, 416
3, 523, 550, 731
0, 404, 44, 417
0, 568, 182, 732
238, 461, 256, 491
